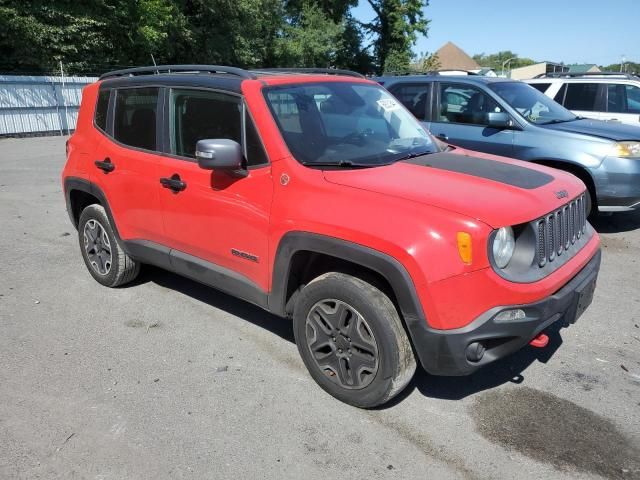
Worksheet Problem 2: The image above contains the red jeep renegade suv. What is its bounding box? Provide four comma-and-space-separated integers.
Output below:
62, 65, 601, 407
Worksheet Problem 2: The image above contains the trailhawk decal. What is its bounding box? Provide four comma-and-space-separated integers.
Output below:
231, 249, 259, 263
402, 152, 554, 190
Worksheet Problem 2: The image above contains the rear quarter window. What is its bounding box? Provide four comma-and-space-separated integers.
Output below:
529, 83, 551, 93
94, 90, 110, 132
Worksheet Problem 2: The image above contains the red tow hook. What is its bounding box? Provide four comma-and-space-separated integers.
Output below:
529, 333, 549, 348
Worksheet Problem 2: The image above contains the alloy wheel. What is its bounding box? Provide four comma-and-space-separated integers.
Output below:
305, 299, 379, 389
83, 219, 113, 275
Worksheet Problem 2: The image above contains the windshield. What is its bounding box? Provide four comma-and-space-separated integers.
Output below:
489, 82, 577, 125
264, 82, 438, 167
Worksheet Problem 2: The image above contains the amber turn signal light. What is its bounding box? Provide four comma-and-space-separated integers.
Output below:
457, 232, 472, 264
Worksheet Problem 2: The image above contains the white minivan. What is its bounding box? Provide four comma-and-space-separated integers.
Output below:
526, 73, 640, 126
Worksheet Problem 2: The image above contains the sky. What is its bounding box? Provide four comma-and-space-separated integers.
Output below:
352, 0, 640, 66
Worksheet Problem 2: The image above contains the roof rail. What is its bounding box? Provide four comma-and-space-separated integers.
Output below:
254, 68, 365, 79
382, 69, 478, 76
100, 65, 257, 80
534, 71, 638, 79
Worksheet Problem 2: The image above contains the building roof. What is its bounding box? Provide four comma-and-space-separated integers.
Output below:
435, 42, 480, 71
567, 64, 601, 73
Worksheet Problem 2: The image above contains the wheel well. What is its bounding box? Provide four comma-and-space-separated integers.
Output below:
532, 160, 597, 206
284, 251, 400, 317
69, 189, 101, 227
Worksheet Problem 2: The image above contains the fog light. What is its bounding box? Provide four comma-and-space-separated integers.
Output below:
465, 342, 486, 362
494, 309, 526, 322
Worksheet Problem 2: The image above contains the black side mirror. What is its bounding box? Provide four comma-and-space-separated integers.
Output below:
195, 139, 244, 171
486, 111, 511, 129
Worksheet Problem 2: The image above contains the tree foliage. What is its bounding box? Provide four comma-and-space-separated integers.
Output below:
0, 0, 431, 75
472, 51, 535, 71
600, 62, 640, 75
412, 51, 440, 72
360, 0, 430, 74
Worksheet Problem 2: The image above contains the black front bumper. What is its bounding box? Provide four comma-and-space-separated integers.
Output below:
412, 249, 601, 376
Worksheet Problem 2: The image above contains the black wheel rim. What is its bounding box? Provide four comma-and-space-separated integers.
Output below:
83, 219, 112, 276
305, 299, 379, 390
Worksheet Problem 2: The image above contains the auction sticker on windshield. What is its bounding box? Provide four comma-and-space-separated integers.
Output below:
377, 98, 400, 112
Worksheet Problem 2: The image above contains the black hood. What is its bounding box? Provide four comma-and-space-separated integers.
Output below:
403, 152, 554, 189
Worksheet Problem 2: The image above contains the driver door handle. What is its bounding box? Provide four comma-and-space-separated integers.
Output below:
95, 158, 115, 173
436, 133, 448, 141
160, 174, 187, 193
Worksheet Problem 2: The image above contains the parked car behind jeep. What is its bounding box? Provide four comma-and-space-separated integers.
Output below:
378, 74, 640, 213
526, 72, 640, 126
63, 66, 601, 407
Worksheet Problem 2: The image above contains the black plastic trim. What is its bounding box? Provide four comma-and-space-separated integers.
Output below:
63, 177, 122, 242
415, 248, 601, 375
269, 232, 438, 370
121, 240, 268, 309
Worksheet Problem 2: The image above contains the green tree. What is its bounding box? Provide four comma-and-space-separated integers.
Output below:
472, 51, 536, 72
359, 0, 430, 74
276, 2, 344, 67
600, 62, 640, 74
412, 51, 439, 72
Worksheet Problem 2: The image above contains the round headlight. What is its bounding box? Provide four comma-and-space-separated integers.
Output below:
492, 226, 515, 269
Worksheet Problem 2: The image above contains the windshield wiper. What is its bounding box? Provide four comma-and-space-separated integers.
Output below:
541, 118, 579, 125
392, 150, 435, 162
301, 160, 375, 168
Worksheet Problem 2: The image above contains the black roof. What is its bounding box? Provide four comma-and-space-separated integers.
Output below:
98, 65, 365, 93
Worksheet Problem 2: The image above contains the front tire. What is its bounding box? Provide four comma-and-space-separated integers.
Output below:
293, 272, 416, 408
78, 204, 140, 287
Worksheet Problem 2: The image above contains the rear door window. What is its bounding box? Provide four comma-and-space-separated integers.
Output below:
563, 83, 599, 111
113, 87, 159, 150
389, 83, 430, 120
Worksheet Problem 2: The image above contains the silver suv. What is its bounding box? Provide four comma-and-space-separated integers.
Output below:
526, 72, 640, 126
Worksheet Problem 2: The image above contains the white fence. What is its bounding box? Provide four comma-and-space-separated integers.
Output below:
0, 75, 98, 136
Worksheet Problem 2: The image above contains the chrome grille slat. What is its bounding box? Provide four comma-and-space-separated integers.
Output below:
535, 194, 587, 268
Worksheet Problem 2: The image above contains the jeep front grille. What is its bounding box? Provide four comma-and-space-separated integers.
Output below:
536, 194, 587, 267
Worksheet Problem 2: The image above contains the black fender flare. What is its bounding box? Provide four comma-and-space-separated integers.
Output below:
64, 177, 123, 242
268, 232, 431, 356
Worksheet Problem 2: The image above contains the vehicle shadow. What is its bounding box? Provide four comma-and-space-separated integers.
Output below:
135, 265, 565, 405
591, 210, 640, 233
136, 265, 295, 343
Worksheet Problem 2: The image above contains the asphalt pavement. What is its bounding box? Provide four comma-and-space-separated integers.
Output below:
1, 136, 639, 480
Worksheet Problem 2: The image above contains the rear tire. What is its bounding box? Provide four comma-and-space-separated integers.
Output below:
78, 204, 140, 287
293, 272, 416, 408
